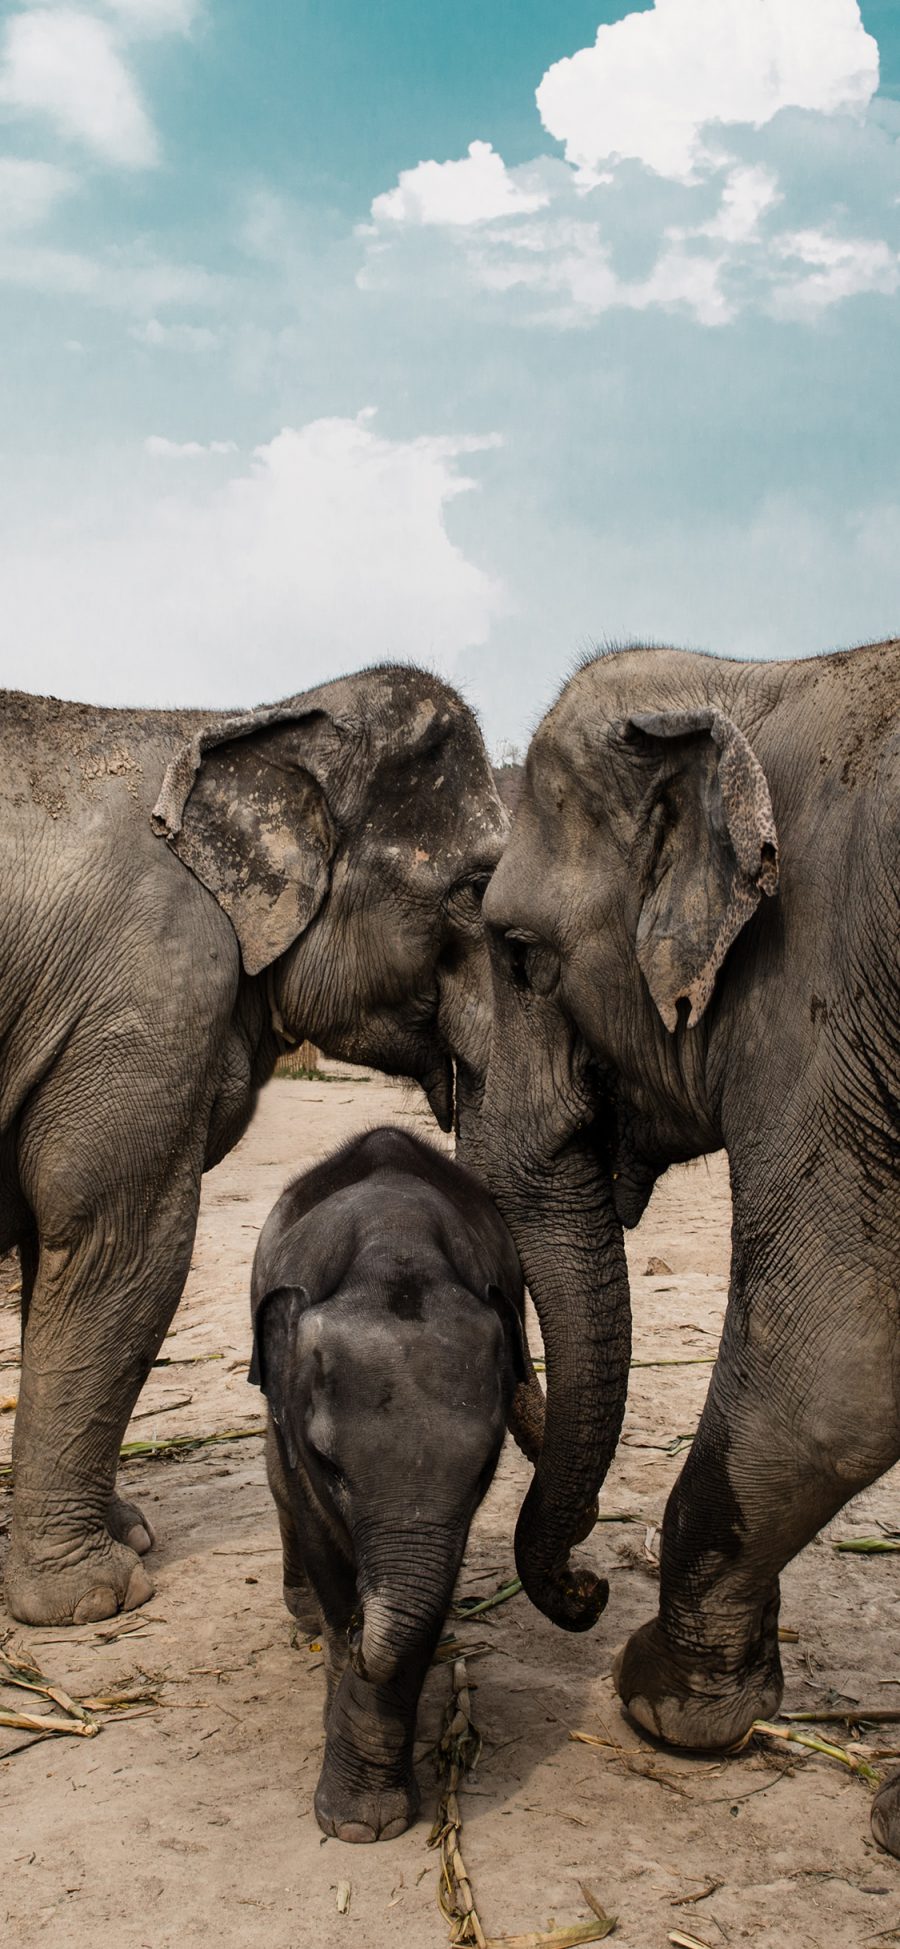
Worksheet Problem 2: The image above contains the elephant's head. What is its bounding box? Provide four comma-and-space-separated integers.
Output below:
252, 1270, 521, 1705
471, 648, 779, 1629
152, 665, 504, 1126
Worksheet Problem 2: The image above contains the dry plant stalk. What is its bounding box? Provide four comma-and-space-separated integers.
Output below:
0, 1707, 99, 1738
668, 1932, 713, 1949
429, 1663, 616, 1949
486, 1925, 616, 1947
0, 1643, 91, 1722
569, 1728, 689, 1797
429, 1656, 487, 1947
741, 1719, 881, 1786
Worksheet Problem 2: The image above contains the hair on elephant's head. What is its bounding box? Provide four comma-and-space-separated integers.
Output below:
152, 665, 506, 1126
470, 647, 780, 1630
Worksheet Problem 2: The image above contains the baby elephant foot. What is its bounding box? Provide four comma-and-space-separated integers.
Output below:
872, 1770, 900, 1857
613, 1596, 783, 1750
283, 1582, 321, 1634
5, 1526, 154, 1626
107, 1491, 156, 1557
314, 1766, 420, 1844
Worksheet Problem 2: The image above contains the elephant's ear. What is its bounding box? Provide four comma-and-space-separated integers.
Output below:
152, 708, 345, 976
621, 707, 779, 1031
484, 1283, 528, 1384
249, 1285, 311, 1465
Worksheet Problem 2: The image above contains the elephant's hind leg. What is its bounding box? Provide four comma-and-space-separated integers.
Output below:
5, 1175, 198, 1626
265, 1419, 319, 1632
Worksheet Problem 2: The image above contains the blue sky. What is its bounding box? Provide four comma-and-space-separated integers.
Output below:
0, 0, 898, 746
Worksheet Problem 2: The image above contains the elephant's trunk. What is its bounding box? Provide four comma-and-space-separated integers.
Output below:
472, 1125, 632, 1631
351, 1519, 463, 1685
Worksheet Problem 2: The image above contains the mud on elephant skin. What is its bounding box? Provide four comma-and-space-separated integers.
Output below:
0, 667, 505, 1627
469, 639, 900, 1856
249, 1124, 540, 1842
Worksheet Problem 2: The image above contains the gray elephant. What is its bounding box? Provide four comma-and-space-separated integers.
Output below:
249, 1123, 536, 1843
0, 667, 504, 1627
469, 639, 900, 1855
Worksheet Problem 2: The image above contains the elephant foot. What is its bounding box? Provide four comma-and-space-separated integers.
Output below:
613, 1598, 783, 1750
107, 1491, 155, 1557
284, 1581, 321, 1633
5, 1525, 155, 1626
314, 1765, 420, 1844
872, 1771, 900, 1858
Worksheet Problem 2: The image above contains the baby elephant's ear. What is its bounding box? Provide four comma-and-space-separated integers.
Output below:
485, 1283, 528, 1384
248, 1285, 308, 1398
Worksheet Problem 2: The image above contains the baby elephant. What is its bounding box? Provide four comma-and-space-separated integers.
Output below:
249, 1124, 539, 1843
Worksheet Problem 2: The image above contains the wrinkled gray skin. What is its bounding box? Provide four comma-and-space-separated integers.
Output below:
470, 640, 900, 1856
0, 666, 506, 1628
250, 1125, 533, 1843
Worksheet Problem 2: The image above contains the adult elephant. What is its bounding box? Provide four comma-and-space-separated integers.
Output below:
0, 665, 508, 1627
470, 640, 900, 1855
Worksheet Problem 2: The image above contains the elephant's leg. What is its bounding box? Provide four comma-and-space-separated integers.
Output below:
264, 1421, 319, 1632
614, 1283, 900, 1759
5, 1177, 199, 1626
315, 1661, 425, 1843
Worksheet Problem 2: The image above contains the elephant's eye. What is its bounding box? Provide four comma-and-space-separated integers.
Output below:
504, 930, 560, 998
308, 1444, 346, 1490
445, 872, 491, 931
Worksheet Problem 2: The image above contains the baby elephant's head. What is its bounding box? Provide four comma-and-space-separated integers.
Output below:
253, 1278, 525, 1682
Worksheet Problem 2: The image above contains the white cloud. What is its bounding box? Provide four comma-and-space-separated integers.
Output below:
0, 233, 223, 307
133, 316, 220, 350
770, 226, 900, 315
0, 8, 158, 167
470, 211, 736, 328
0, 155, 74, 231
536, 0, 879, 184
144, 434, 236, 456
363, 1, 895, 331
0, 415, 506, 702
370, 140, 550, 227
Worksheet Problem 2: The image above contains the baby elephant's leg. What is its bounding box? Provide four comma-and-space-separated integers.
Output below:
265, 1422, 319, 1633
315, 1661, 424, 1844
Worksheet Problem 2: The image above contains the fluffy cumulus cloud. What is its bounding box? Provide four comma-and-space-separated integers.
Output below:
0, 415, 506, 702
0, 0, 197, 171
365, 0, 897, 329
370, 140, 549, 226
536, 0, 879, 183
0, 8, 158, 167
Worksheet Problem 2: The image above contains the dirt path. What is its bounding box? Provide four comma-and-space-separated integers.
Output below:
2, 1075, 898, 1948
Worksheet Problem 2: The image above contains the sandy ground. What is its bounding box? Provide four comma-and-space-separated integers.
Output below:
1, 1072, 898, 1949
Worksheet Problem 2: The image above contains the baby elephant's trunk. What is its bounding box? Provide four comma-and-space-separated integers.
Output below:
351, 1519, 464, 1687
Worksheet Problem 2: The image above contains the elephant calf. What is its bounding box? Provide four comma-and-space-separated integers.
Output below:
249, 1124, 541, 1843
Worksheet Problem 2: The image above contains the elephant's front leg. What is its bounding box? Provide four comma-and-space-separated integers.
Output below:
614, 1223, 900, 1827
315, 1658, 426, 1844
5, 1178, 199, 1626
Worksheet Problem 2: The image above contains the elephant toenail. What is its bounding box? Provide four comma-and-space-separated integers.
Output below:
73, 1586, 119, 1625
123, 1563, 154, 1611
126, 1523, 153, 1555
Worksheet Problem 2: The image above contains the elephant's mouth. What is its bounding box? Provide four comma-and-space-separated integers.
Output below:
584, 1059, 659, 1230
422, 1055, 455, 1133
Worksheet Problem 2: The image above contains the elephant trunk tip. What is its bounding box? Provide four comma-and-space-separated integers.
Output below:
350, 1599, 404, 1687
515, 1502, 609, 1634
